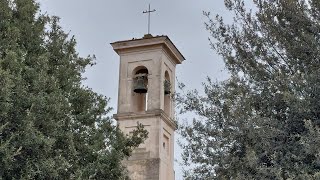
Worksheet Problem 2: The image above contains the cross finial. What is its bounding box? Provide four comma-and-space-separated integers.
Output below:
143, 4, 156, 35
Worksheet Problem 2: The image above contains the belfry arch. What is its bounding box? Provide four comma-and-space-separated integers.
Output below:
132, 66, 149, 113
164, 70, 171, 116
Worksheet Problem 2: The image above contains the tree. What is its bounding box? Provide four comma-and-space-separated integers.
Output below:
178, 0, 320, 179
0, 0, 147, 179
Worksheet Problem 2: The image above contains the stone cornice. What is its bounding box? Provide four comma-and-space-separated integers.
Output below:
113, 109, 177, 130
110, 35, 185, 65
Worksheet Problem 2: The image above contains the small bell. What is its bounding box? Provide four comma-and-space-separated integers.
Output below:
134, 75, 148, 94
164, 79, 171, 95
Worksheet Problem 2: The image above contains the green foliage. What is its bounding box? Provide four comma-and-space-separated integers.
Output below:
0, 0, 147, 179
178, 0, 320, 179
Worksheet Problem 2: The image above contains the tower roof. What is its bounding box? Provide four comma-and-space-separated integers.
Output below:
111, 35, 185, 64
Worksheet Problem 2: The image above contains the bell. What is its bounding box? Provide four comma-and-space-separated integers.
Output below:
164, 80, 171, 95
134, 76, 148, 94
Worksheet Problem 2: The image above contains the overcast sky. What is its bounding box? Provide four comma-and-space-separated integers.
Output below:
39, 1, 230, 179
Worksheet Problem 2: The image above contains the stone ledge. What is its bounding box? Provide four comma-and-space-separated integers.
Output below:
113, 109, 177, 130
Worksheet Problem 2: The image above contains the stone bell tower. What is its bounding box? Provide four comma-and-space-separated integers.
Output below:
111, 35, 185, 180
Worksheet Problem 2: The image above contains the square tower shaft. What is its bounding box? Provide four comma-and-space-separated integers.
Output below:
111, 35, 184, 180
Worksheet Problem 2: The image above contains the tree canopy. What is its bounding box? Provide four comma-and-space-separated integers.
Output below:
0, 0, 147, 179
178, 0, 320, 179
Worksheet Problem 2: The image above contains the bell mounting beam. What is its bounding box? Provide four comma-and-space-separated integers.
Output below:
143, 4, 156, 35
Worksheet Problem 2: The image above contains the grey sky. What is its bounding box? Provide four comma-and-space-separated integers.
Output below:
39, 1, 229, 179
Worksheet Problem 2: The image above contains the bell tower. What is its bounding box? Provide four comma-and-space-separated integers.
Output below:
111, 35, 185, 180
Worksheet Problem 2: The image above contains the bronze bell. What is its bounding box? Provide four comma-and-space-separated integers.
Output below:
164, 79, 171, 95
134, 75, 148, 94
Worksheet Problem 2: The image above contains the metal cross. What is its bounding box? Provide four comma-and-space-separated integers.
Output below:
143, 4, 156, 35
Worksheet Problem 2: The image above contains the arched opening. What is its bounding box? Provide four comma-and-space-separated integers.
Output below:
132, 66, 149, 113
164, 71, 171, 116
134, 67, 149, 77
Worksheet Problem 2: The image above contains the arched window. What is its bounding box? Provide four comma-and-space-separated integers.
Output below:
132, 66, 148, 113
164, 71, 171, 116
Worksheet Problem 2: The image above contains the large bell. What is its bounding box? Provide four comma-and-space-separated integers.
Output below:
164, 80, 171, 95
134, 75, 148, 94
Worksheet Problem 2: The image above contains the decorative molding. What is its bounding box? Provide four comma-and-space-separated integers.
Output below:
113, 109, 177, 130
111, 36, 185, 65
